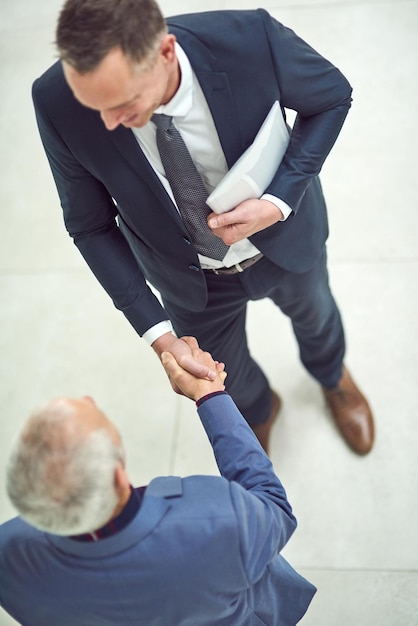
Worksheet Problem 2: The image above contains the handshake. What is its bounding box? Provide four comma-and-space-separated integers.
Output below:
161, 336, 227, 401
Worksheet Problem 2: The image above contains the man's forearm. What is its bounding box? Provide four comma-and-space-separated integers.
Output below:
197, 393, 295, 522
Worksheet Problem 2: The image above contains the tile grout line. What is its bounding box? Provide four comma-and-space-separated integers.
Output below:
297, 566, 418, 574
167, 396, 183, 475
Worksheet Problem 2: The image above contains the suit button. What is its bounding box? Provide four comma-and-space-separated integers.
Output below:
188, 264, 200, 272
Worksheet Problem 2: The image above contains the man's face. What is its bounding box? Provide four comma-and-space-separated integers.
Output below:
62, 35, 179, 130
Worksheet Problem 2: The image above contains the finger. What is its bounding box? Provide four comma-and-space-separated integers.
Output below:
180, 336, 199, 350
180, 355, 216, 380
207, 210, 240, 230
194, 349, 219, 373
163, 350, 215, 381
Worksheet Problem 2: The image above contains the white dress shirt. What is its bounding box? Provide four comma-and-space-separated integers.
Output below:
132, 44, 291, 344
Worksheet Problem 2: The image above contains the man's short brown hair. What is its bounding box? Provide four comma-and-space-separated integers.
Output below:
56, 0, 167, 73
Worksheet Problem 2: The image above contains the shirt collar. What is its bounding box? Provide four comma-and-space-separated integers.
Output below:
154, 43, 193, 118
70, 486, 146, 542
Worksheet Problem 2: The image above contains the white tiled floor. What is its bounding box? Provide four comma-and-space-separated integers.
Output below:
1, 1, 417, 624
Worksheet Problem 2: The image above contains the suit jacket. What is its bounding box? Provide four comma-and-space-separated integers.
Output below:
0, 393, 316, 625
32, 9, 352, 336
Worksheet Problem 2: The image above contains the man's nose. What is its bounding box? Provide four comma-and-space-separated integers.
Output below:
100, 109, 123, 131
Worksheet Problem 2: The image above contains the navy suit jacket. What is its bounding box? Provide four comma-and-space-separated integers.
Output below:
32, 9, 352, 336
0, 394, 316, 625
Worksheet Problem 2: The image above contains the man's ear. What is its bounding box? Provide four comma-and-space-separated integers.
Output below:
111, 462, 131, 517
114, 462, 130, 494
159, 33, 177, 63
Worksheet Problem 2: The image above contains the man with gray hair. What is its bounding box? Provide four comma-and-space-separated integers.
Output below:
0, 338, 315, 626
5, 396, 127, 537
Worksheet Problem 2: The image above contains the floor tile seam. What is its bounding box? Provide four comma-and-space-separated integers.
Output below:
272, 0, 418, 10
297, 566, 418, 574
329, 257, 418, 266
167, 397, 183, 474
1, 0, 418, 37
0, 268, 88, 277
0, 22, 57, 36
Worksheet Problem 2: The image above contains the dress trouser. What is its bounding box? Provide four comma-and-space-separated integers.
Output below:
163, 250, 345, 426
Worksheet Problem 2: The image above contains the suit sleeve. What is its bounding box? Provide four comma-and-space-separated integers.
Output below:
260, 9, 353, 213
32, 78, 168, 336
197, 393, 297, 584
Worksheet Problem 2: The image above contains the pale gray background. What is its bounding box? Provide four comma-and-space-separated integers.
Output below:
1, 0, 417, 624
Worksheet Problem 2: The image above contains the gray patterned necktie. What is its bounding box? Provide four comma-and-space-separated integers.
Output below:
152, 113, 229, 261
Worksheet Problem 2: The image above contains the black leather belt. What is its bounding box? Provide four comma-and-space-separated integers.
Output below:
205, 253, 264, 275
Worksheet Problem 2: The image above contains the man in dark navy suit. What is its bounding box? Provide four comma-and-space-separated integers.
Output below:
32, 0, 374, 454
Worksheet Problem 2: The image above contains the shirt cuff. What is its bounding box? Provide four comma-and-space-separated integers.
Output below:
142, 320, 174, 346
196, 391, 228, 407
261, 193, 293, 221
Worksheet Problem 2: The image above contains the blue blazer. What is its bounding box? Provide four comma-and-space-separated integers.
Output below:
32, 9, 352, 336
0, 394, 316, 625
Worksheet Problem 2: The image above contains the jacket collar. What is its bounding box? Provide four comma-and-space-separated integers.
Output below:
47, 477, 183, 558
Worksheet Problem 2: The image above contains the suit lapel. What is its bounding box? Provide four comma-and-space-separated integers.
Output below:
106, 123, 185, 228
193, 70, 243, 169
169, 23, 244, 169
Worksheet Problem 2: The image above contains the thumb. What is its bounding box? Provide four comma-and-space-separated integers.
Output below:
161, 351, 181, 378
161, 351, 184, 377
161, 351, 174, 366
208, 207, 241, 229
208, 213, 226, 229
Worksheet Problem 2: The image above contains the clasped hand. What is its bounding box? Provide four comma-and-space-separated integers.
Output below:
161, 336, 227, 401
207, 198, 283, 245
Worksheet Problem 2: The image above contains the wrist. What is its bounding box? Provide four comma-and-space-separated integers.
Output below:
151, 331, 176, 357
196, 390, 228, 407
192, 380, 226, 401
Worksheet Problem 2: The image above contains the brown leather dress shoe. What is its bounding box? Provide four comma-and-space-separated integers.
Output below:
322, 367, 374, 455
251, 390, 282, 455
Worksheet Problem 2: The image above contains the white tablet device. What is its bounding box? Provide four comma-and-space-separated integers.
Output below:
206, 101, 290, 214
